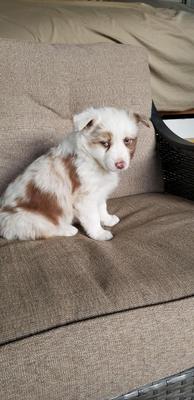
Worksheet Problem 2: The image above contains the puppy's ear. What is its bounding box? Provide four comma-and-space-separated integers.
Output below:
133, 113, 151, 128
73, 108, 98, 132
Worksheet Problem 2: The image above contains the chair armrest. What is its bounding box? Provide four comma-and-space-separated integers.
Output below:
151, 103, 194, 201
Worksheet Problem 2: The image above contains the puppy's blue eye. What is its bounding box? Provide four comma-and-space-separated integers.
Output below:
100, 141, 110, 149
124, 137, 133, 145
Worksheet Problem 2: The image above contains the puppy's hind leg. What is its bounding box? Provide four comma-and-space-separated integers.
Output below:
36, 220, 78, 239
56, 223, 78, 237
0, 210, 78, 240
31, 223, 78, 240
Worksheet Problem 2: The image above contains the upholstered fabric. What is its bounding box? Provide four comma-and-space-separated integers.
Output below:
0, 39, 163, 199
1, 193, 194, 345
0, 297, 194, 400
0, 1, 194, 112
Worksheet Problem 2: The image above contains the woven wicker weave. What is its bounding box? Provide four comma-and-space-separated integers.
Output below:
151, 104, 194, 201
112, 367, 194, 400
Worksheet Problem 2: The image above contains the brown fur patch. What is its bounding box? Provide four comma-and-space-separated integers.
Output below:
2, 206, 17, 213
90, 131, 112, 144
125, 138, 137, 159
17, 182, 63, 225
90, 132, 112, 151
63, 156, 80, 193
134, 113, 150, 128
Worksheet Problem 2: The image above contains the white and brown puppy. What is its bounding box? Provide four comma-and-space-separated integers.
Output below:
0, 107, 149, 241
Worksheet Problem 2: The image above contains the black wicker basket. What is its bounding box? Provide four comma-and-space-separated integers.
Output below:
112, 367, 194, 400
151, 104, 194, 201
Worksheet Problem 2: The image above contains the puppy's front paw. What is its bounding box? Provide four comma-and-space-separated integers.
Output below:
90, 229, 113, 241
103, 215, 120, 227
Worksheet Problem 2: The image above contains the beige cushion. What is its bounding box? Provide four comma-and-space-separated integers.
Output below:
1, 192, 194, 345
0, 39, 163, 199
0, 1, 194, 112
0, 192, 194, 399
0, 297, 193, 400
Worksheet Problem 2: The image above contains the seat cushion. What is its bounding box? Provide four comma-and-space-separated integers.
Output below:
0, 192, 194, 345
1, 298, 194, 400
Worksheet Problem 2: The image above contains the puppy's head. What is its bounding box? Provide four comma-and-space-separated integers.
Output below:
74, 107, 150, 172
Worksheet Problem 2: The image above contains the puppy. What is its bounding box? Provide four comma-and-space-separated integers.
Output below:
0, 107, 149, 241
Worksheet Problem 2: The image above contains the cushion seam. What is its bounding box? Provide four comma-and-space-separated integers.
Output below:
1, 293, 194, 348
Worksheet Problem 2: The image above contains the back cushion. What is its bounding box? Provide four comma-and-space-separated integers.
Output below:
0, 39, 163, 198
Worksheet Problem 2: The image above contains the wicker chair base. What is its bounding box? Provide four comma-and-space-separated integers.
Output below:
112, 367, 194, 400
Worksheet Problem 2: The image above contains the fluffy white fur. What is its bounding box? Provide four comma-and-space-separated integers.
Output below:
0, 107, 147, 241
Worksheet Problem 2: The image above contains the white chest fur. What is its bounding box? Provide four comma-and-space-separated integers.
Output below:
75, 154, 119, 202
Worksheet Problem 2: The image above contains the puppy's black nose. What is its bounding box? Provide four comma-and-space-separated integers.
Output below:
115, 161, 125, 170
